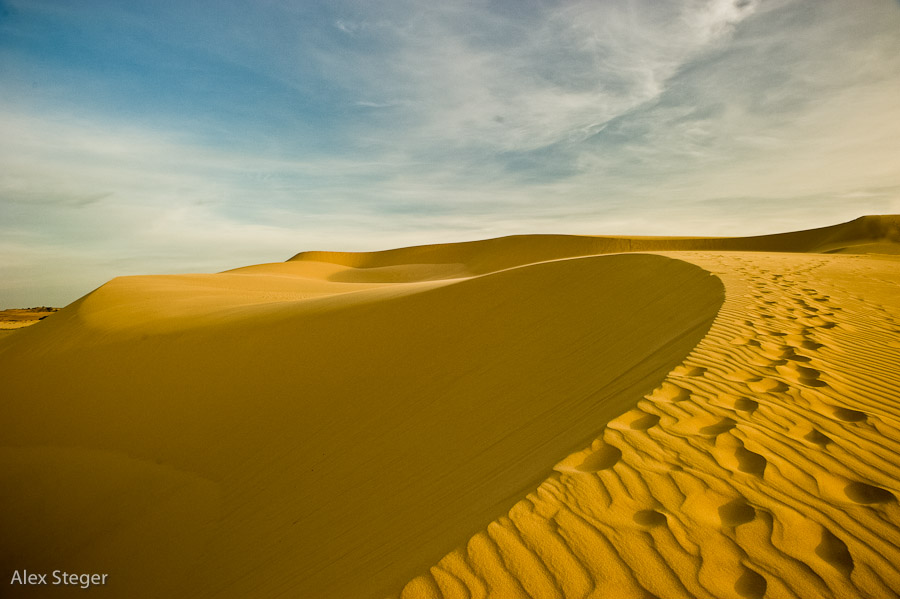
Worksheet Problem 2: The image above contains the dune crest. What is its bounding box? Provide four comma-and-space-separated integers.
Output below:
289, 215, 900, 278
0, 254, 721, 598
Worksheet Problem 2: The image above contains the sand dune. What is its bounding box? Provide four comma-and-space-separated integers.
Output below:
1, 216, 899, 598
0, 254, 722, 598
289, 215, 900, 277
398, 251, 900, 599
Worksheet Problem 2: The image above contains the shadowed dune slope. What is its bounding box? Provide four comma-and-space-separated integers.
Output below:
0, 253, 722, 598
288, 215, 900, 282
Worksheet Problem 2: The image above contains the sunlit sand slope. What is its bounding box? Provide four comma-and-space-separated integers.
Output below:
0, 254, 722, 598
398, 252, 900, 599
290, 215, 900, 278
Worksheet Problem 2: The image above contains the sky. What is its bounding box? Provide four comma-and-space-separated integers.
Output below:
1, 0, 899, 307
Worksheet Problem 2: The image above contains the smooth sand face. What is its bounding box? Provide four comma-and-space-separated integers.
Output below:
1, 216, 898, 599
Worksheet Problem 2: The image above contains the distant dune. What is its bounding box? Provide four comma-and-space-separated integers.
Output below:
0, 307, 59, 334
1, 216, 899, 598
289, 215, 900, 275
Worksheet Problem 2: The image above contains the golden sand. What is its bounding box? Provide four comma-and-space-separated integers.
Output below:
0, 307, 59, 329
1, 216, 898, 598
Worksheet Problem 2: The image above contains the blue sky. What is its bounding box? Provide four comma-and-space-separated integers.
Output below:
2, 0, 900, 307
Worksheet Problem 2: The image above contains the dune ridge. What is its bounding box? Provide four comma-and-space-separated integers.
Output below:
289, 216, 900, 278
0, 254, 722, 598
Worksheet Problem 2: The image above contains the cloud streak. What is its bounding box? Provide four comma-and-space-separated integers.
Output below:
325, 0, 762, 153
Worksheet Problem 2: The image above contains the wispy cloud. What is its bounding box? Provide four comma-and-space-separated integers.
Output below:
324, 0, 762, 153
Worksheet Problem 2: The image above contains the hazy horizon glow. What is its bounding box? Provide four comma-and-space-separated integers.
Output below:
2, 0, 900, 306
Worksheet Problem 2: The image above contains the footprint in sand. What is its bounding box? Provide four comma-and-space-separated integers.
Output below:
576, 444, 622, 472
633, 509, 668, 528
819, 472, 895, 505
749, 354, 786, 368
776, 363, 827, 387
700, 417, 737, 437
803, 428, 831, 446
782, 350, 812, 363
672, 366, 706, 376
733, 397, 759, 413
714, 435, 768, 477
629, 413, 661, 430
844, 481, 894, 504
815, 528, 854, 576
758, 341, 790, 358
734, 447, 767, 477
722, 369, 761, 383
555, 441, 623, 474
794, 338, 824, 351
608, 409, 660, 431
718, 498, 756, 527
746, 377, 789, 394
801, 316, 838, 329
829, 406, 867, 423
711, 395, 759, 415
730, 336, 762, 347
670, 416, 736, 438
648, 381, 691, 403
734, 567, 767, 599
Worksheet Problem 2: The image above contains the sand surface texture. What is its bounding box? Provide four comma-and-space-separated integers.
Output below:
1, 216, 899, 598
